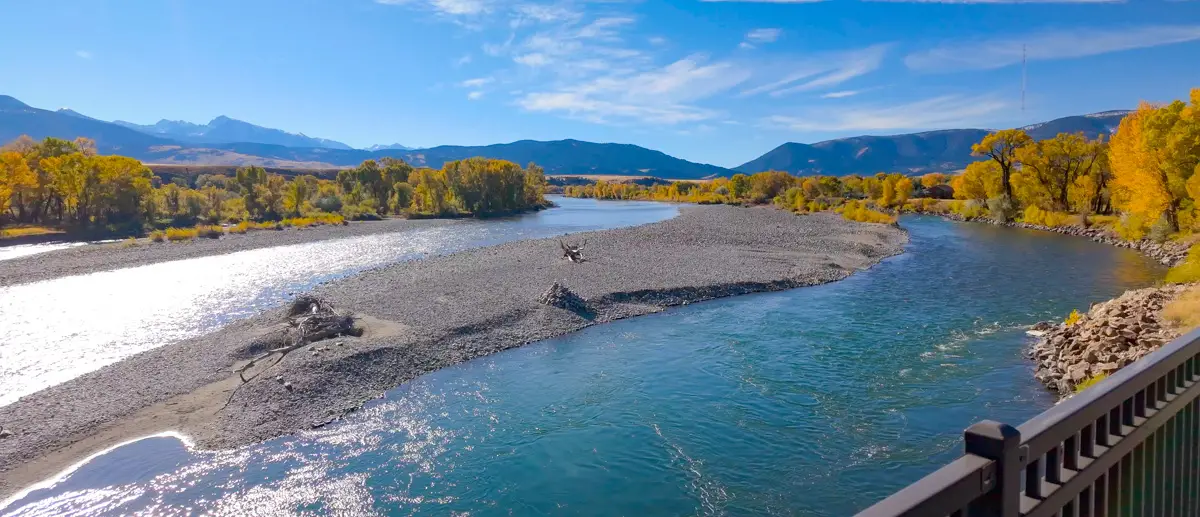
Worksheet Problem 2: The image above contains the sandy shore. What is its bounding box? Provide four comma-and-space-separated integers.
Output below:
0, 205, 906, 501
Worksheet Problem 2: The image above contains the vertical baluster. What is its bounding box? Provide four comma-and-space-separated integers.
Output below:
1065, 434, 1080, 471
1081, 423, 1096, 458
1047, 445, 1062, 485
1122, 397, 1134, 428
1080, 485, 1092, 517
1189, 397, 1198, 517
1096, 414, 1110, 448
1135, 389, 1146, 419
1026, 457, 1043, 499
1095, 471, 1108, 517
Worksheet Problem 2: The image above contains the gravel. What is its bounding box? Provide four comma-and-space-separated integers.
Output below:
0, 205, 906, 500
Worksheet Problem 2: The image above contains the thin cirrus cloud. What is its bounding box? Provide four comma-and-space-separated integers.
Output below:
739, 44, 889, 97
766, 94, 1011, 131
907, 24, 1200, 71
821, 90, 860, 98
375, 0, 489, 16
518, 55, 751, 125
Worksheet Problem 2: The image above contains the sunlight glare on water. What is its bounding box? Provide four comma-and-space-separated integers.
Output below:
0, 198, 679, 406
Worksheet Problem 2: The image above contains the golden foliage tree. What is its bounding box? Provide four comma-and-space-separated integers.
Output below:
972, 129, 1032, 200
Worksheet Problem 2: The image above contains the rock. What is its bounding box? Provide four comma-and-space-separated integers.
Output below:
337, 342, 344, 346
1028, 283, 1193, 401
0, 428, 11, 439
1031, 321, 1054, 331
275, 375, 284, 383
284, 382, 294, 391
1068, 364, 1091, 382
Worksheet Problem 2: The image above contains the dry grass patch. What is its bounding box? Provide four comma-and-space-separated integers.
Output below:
1163, 285, 1200, 332
0, 225, 64, 239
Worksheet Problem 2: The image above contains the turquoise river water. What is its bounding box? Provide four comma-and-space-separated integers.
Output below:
1, 210, 1167, 516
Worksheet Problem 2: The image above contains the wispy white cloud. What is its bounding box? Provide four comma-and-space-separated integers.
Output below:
510, 3, 583, 28
821, 90, 860, 98
376, 0, 489, 16
514, 52, 551, 66
745, 28, 782, 44
766, 94, 1011, 131
907, 24, 1200, 71
460, 76, 495, 88
740, 44, 889, 97
75, 50, 92, 59
518, 54, 751, 124
648, 36, 667, 45
455, 54, 473, 67
467, 91, 485, 100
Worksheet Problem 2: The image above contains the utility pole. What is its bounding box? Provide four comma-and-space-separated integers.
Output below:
1021, 44, 1027, 114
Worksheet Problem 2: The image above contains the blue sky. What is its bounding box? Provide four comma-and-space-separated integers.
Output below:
1, 0, 1198, 167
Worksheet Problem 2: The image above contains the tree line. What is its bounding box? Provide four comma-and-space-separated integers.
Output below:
0, 135, 548, 235
566, 87, 1200, 240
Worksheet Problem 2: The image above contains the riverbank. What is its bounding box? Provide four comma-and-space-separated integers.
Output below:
0, 206, 906, 501
936, 212, 1191, 267
1029, 283, 1199, 398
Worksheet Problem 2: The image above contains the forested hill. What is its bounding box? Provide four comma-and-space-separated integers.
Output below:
735, 111, 1130, 176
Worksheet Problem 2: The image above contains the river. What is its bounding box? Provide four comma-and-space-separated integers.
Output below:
0, 197, 679, 407
0, 210, 1167, 516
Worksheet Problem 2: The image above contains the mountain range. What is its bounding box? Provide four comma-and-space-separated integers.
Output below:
111, 116, 357, 150
733, 111, 1128, 176
0, 94, 1130, 179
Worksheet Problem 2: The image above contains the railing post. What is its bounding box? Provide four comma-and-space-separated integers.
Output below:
964, 420, 1023, 517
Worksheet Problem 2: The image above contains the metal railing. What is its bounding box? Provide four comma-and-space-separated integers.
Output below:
858, 327, 1200, 517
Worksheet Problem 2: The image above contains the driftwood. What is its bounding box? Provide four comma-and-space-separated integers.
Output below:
220, 296, 354, 411
560, 238, 587, 263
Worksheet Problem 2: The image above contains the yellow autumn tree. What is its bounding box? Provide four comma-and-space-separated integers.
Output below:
1110, 102, 1177, 230
0, 151, 37, 221
895, 177, 913, 206
972, 129, 1032, 200
920, 173, 947, 189
953, 161, 1002, 202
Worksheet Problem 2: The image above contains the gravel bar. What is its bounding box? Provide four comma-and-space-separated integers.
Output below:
0, 205, 906, 501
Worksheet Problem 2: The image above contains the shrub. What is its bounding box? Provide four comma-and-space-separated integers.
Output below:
986, 196, 1017, 222
150, 230, 166, 242
837, 201, 896, 224
228, 221, 250, 234
1165, 245, 1200, 284
1023, 206, 1072, 227
1074, 374, 1109, 393
196, 225, 223, 239
165, 227, 199, 241
1148, 215, 1173, 244
121, 237, 139, 248
1114, 213, 1148, 241
949, 200, 986, 219
1064, 309, 1081, 326
314, 195, 344, 214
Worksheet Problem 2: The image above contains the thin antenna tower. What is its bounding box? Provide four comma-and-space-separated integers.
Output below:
1021, 44, 1027, 114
